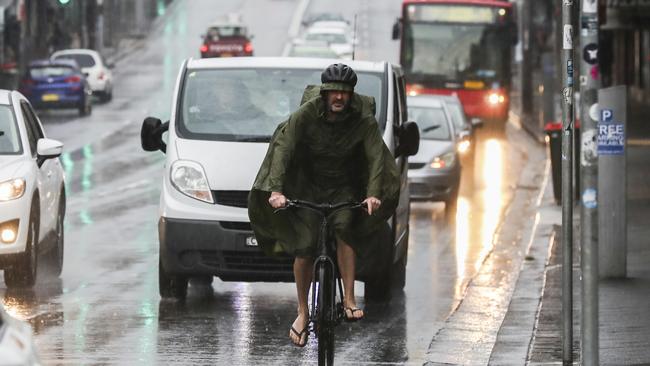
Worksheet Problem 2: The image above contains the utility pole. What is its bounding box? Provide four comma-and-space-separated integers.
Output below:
560, 0, 575, 363
579, 0, 600, 364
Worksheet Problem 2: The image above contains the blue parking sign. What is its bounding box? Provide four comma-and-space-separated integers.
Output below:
601, 108, 613, 123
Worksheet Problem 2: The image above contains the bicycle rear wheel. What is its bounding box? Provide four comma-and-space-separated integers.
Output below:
317, 263, 335, 365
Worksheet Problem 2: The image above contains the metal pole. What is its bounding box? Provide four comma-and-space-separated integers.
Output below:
579, 0, 600, 364
560, 0, 575, 363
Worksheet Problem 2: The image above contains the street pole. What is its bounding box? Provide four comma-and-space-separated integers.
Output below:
560, 0, 575, 363
579, 0, 600, 364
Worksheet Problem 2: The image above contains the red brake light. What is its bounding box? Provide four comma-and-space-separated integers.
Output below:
65, 75, 81, 83
200, 44, 209, 53
244, 42, 253, 53
98, 71, 105, 80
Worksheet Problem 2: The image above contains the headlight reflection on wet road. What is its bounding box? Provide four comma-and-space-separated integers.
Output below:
478, 138, 504, 271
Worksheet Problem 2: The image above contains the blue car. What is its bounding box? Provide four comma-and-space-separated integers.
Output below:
18, 59, 92, 116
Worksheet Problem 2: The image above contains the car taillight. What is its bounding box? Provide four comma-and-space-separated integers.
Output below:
98, 71, 105, 80
200, 44, 209, 53
244, 42, 253, 53
65, 75, 81, 83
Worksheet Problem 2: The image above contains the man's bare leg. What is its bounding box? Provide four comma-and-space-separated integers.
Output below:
290, 256, 313, 345
337, 238, 364, 320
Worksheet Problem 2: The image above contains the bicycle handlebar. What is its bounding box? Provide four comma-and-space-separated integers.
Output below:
274, 199, 365, 218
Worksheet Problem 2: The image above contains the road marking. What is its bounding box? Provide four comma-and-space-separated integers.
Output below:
281, 0, 311, 56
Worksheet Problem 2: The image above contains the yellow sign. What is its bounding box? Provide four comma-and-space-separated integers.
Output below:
464, 80, 485, 89
42, 94, 59, 102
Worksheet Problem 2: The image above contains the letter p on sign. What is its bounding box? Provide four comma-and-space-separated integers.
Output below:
601, 109, 613, 123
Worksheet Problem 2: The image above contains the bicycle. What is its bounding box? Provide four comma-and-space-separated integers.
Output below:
276, 199, 365, 366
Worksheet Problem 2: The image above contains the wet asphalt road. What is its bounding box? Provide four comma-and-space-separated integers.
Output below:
0, 0, 532, 364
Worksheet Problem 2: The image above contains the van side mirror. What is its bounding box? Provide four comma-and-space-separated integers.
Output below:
141, 117, 169, 153
397, 121, 420, 157
392, 18, 401, 40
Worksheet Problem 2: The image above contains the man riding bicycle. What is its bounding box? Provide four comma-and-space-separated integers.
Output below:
248, 63, 400, 347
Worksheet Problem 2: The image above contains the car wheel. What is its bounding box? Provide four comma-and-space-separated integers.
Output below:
159, 257, 187, 299
43, 195, 65, 277
445, 188, 459, 215
5, 205, 39, 288
78, 99, 88, 116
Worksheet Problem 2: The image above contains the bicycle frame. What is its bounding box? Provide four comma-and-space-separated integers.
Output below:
275, 199, 363, 365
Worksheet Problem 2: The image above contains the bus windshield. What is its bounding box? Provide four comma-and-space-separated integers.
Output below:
403, 22, 509, 86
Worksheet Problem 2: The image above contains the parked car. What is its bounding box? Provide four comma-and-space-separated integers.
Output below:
18, 59, 92, 117
140, 57, 419, 300
0, 304, 41, 365
406, 95, 461, 210
200, 17, 254, 58
0, 90, 65, 288
51, 48, 114, 102
301, 26, 355, 59
288, 41, 339, 58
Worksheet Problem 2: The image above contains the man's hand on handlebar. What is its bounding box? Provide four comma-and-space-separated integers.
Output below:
362, 196, 382, 215
269, 191, 288, 209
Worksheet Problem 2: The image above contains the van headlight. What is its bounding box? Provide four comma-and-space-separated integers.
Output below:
170, 161, 214, 204
0, 178, 25, 201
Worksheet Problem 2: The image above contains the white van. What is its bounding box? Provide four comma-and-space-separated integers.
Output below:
141, 57, 419, 300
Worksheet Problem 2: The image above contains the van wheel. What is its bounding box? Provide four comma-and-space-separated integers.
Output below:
5, 208, 39, 288
159, 258, 187, 299
364, 224, 399, 302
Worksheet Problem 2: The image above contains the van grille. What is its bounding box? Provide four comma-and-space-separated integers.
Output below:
213, 190, 249, 208
200, 250, 293, 273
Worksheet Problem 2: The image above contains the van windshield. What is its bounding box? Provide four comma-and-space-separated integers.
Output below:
178, 68, 385, 142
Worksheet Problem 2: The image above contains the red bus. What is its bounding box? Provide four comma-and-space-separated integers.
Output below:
393, 0, 517, 129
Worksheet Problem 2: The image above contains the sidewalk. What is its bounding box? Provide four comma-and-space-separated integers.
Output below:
490, 129, 650, 364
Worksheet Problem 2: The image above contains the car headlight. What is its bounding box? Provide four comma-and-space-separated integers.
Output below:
430, 152, 456, 169
170, 161, 214, 204
0, 178, 25, 201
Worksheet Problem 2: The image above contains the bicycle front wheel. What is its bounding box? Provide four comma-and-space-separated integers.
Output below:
317, 262, 335, 366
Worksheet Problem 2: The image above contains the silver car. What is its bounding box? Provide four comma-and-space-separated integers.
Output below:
407, 96, 461, 209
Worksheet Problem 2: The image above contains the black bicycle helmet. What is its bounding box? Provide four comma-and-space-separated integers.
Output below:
320, 63, 357, 92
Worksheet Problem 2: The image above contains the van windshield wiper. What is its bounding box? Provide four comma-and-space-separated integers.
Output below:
234, 136, 271, 142
421, 125, 441, 133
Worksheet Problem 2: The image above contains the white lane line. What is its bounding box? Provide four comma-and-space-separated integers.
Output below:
282, 0, 311, 56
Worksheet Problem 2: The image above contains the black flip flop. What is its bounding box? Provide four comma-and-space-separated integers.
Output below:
290, 325, 309, 347
344, 307, 364, 322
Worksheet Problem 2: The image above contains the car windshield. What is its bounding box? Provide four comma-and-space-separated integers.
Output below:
0, 106, 22, 154
305, 32, 347, 44
179, 68, 385, 142
54, 54, 96, 68
408, 106, 451, 140
29, 66, 75, 79
445, 101, 468, 131
289, 46, 338, 58
208, 26, 246, 39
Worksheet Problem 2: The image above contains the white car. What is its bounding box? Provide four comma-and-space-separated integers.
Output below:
51, 49, 114, 101
140, 57, 419, 300
302, 27, 355, 59
0, 90, 65, 288
0, 304, 41, 366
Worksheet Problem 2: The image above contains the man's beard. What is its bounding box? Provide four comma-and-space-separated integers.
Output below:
327, 99, 350, 116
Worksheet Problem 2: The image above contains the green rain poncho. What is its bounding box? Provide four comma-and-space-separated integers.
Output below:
248, 85, 400, 259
